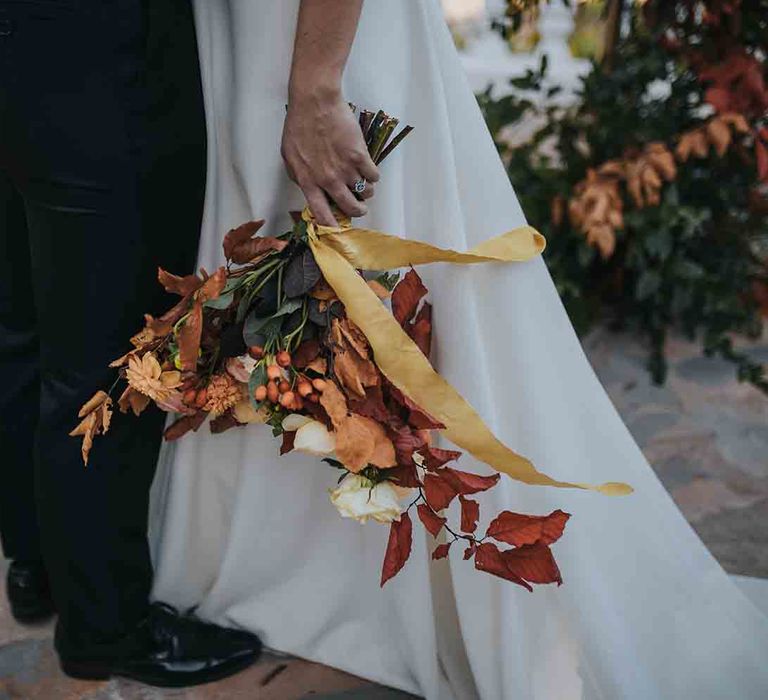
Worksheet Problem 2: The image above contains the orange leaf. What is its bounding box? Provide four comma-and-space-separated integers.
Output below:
69, 391, 113, 465
158, 268, 202, 297
223, 220, 289, 264
459, 495, 480, 534
198, 267, 227, 302
177, 300, 203, 372
391, 269, 427, 326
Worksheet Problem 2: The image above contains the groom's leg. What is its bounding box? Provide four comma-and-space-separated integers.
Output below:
0, 173, 42, 563
0, 0, 206, 650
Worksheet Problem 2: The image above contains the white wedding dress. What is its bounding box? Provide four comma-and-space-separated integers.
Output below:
149, 2, 768, 698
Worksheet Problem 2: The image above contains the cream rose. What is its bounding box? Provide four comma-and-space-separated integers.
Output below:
329, 474, 403, 524
282, 414, 336, 456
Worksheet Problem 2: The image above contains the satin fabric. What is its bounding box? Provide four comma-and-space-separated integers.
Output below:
150, 2, 768, 698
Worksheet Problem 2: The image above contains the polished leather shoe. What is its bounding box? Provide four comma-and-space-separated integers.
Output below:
6, 560, 55, 624
60, 602, 262, 688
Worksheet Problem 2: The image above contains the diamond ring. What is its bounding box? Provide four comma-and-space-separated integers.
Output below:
351, 179, 367, 194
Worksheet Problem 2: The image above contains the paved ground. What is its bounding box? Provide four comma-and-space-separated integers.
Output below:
0, 327, 765, 699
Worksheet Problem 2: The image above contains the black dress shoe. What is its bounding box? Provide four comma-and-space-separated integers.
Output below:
60, 602, 262, 688
6, 560, 56, 624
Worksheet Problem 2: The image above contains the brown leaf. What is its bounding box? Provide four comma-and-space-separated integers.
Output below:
432, 543, 451, 560
158, 268, 202, 297
164, 411, 207, 441
459, 495, 480, 534
408, 303, 433, 357
331, 319, 380, 398
348, 385, 391, 423
117, 386, 151, 416
198, 267, 227, 303
443, 468, 500, 496
209, 411, 241, 435
69, 391, 113, 465
309, 277, 337, 301
178, 299, 203, 372
474, 542, 531, 590
381, 512, 412, 586
292, 339, 321, 369
335, 414, 395, 472
389, 424, 427, 467
486, 509, 570, 547
463, 541, 477, 560
223, 220, 288, 264
391, 269, 428, 326
280, 430, 296, 455
386, 463, 422, 489
503, 543, 563, 586
417, 503, 446, 538
318, 380, 349, 425
756, 138, 768, 182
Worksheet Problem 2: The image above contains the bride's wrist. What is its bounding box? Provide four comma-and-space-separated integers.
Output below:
288, 75, 343, 109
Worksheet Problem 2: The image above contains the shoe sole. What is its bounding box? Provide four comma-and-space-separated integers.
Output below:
61, 648, 261, 688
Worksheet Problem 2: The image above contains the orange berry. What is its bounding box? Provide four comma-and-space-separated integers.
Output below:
308, 393, 320, 404
194, 388, 208, 408
183, 389, 197, 406
278, 380, 291, 394
266, 381, 279, 403
253, 385, 268, 402
279, 391, 295, 407
311, 378, 327, 392
297, 381, 312, 397
276, 350, 292, 368
267, 365, 282, 381
248, 345, 264, 360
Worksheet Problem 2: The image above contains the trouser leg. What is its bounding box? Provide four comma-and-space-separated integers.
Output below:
0, 172, 42, 562
0, 0, 206, 649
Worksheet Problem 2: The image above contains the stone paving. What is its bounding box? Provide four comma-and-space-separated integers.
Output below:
0, 327, 766, 699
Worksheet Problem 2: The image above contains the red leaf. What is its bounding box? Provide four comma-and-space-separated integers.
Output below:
349, 385, 391, 423
158, 268, 202, 297
422, 447, 462, 471
505, 543, 563, 586
463, 541, 477, 560
210, 411, 241, 435
444, 468, 500, 496
432, 543, 451, 560
756, 138, 768, 182
163, 411, 207, 441
222, 220, 287, 264
486, 510, 571, 547
474, 542, 563, 589
417, 504, 446, 538
391, 269, 428, 325
387, 383, 444, 430
459, 496, 480, 534
177, 299, 203, 372
280, 430, 296, 455
381, 512, 413, 586
423, 472, 460, 511
474, 542, 531, 591
292, 339, 321, 368
408, 302, 432, 357
390, 424, 427, 467
386, 463, 422, 489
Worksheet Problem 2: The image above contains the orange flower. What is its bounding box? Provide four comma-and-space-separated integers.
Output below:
203, 373, 245, 415
125, 353, 182, 403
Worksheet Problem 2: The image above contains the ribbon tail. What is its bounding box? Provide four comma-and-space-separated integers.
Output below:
315, 225, 546, 271
309, 236, 632, 496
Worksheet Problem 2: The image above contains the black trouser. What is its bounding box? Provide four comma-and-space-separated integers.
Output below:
0, 1, 205, 650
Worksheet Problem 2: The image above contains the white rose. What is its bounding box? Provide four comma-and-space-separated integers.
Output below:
282, 414, 336, 456
329, 474, 403, 524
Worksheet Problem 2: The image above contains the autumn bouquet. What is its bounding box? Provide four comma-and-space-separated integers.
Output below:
72, 108, 585, 589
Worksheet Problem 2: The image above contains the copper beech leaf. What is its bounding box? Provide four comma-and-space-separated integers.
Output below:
408, 302, 432, 357
486, 510, 571, 547
421, 447, 462, 471
391, 268, 428, 325
198, 267, 227, 303
280, 431, 296, 455
423, 472, 459, 512
417, 504, 446, 538
459, 495, 480, 534
432, 543, 451, 560
444, 468, 500, 495
474, 542, 531, 591
381, 512, 412, 586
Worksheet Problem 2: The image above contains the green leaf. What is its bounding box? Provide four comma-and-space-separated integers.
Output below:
284, 248, 322, 298
636, 270, 661, 301
273, 298, 303, 318
203, 290, 235, 310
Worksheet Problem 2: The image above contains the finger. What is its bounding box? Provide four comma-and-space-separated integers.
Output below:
358, 181, 375, 201
327, 182, 368, 219
303, 185, 338, 227
355, 153, 380, 183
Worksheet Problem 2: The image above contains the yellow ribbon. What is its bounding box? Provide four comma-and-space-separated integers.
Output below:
304, 209, 632, 496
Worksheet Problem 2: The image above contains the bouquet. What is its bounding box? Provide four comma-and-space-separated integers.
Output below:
72, 108, 629, 588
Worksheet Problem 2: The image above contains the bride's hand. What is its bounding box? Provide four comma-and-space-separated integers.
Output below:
282, 88, 380, 227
